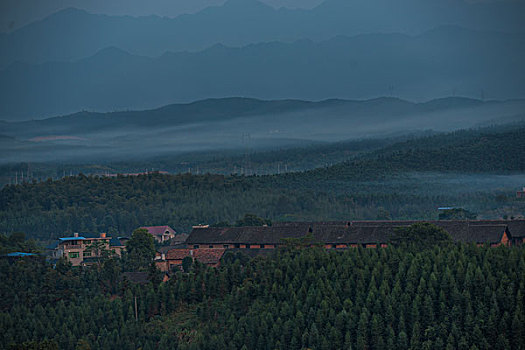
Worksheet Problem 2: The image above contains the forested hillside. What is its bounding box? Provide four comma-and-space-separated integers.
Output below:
116, 124, 525, 176
2, 123, 523, 182
1, 244, 524, 349
1, 125, 524, 240
302, 126, 525, 182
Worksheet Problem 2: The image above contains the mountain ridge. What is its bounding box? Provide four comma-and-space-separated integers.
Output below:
0, 96, 507, 125
1, 27, 524, 119
1, 0, 523, 68
1, 95, 524, 165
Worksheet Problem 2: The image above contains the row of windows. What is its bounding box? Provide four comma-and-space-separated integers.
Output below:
192, 244, 276, 249
67, 249, 117, 259
68, 251, 94, 258
190, 243, 388, 249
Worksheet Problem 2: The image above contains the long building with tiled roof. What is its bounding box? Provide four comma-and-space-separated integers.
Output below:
185, 220, 525, 249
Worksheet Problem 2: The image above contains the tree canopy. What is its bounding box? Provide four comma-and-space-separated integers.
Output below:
1, 239, 524, 349
235, 214, 272, 227
124, 228, 156, 271
390, 223, 452, 249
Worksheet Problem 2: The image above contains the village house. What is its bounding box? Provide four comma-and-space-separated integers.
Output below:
155, 248, 225, 272
48, 232, 127, 266
140, 225, 177, 243
517, 187, 525, 199
184, 220, 525, 250
48, 220, 525, 269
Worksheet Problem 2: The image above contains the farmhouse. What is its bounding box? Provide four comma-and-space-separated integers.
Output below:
48, 232, 127, 266
140, 225, 177, 243
48, 220, 525, 270
155, 248, 225, 271
152, 220, 524, 272
185, 220, 525, 250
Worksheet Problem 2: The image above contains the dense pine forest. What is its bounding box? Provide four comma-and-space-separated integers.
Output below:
2, 123, 524, 182
3, 2, 525, 350
1, 125, 524, 240
1, 241, 524, 349
1, 171, 524, 241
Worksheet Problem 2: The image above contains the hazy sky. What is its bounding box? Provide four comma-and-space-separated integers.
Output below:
0, 0, 323, 32
2, 0, 521, 33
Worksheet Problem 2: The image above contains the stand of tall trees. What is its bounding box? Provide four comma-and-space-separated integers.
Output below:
1, 172, 522, 241
1, 243, 524, 349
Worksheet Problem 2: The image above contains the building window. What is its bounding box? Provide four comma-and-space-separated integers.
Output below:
69, 252, 79, 258
193, 245, 199, 249
223, 245, 229, 248
84, 251, 91, 257
209, 245, 214, 248
234, 244, 240, 248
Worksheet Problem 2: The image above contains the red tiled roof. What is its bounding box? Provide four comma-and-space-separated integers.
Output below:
193, 248, 226, 265
140, 226, 175, 236
166, 249, 191, 260
165, 248, 225, 265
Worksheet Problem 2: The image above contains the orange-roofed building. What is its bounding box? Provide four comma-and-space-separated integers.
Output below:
156, 248, 225, 271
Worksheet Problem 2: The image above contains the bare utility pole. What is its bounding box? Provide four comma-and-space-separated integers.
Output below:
134, 296, 138, 321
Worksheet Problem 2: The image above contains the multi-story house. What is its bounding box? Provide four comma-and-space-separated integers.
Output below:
49, 232, 127, 266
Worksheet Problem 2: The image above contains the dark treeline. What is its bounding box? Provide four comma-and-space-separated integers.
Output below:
1, 172, 520, 240
145, 124, 525, 176
301, 127, 525, 182
1, 244, 524, 349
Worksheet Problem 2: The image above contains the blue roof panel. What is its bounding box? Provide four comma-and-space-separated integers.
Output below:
59, 237, 86, 241
7, 252, 36, 257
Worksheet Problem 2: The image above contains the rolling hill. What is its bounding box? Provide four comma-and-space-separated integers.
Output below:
1, 123, 524, 239
1, 96, 524, 164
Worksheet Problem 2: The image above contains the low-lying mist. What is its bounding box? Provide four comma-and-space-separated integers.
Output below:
1, 97, 524, 164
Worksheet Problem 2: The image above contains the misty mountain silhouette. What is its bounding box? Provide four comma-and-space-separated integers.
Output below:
2, 96, 524, 164
1, 27, 524, 119
0, 0, 523, 68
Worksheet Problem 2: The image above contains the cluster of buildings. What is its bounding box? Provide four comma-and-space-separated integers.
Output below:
44, 220, 525, 269
47, 226, 186, 266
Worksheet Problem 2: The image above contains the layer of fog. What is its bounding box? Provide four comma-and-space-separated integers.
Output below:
1, 98, 524, 164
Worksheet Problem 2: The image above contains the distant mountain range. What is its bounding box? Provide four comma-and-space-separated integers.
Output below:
1, 0, 524, 69
1, 26, 524, 119
1, 96, 524, 164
